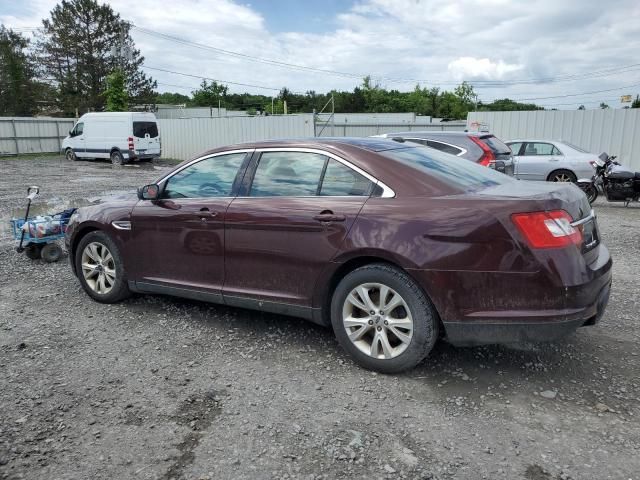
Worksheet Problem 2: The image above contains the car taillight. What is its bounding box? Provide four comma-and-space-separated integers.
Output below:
469, 136, 496, 167
128, 136, 134, 151
511, 210, 582, 249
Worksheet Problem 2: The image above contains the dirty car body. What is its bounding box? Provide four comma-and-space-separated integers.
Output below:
65, 138, 612, 372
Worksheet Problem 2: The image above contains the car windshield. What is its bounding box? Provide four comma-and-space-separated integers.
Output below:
380, 146, 513, 192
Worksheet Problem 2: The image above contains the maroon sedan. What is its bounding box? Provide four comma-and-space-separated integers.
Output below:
65, 138, 612, 373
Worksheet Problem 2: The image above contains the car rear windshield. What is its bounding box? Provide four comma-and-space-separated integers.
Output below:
479, 135, 511, 154
380, 146, 513, 192
133, 121, 159, 138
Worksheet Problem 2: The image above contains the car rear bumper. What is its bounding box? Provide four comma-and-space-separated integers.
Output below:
411, 241, 613, 346
443, 280, 611, 345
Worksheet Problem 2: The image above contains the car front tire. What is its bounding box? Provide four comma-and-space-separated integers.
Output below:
75, 231, 130, 303
331, 263, 438, 373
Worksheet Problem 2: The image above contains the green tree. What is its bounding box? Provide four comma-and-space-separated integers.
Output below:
578, 105, 585, 110
37, 0, 156, 115
191, 80, 228, 107
631, 95, 640, 108
105, 69, 127, 111
156, 91, 191, 105
0, 25, 43, 115
600, 102, 609, 109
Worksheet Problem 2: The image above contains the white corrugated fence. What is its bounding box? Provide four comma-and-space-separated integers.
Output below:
157, 114, 315, 160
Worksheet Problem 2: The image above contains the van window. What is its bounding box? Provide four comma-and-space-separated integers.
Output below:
133, 121, 159, 138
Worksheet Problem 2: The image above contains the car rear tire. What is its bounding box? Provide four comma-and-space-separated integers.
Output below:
110, 150, 125, 165
65, 148, 77, 161
331, 263, 438, 373
75, 231, 130, 303
548, 169, 577, 183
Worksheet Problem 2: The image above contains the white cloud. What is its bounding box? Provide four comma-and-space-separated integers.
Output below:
447, 57, 523, 81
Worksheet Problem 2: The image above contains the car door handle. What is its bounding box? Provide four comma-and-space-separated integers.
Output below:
197, 208, 218, 218
313, 213, 346, 222
549, 158, 559, 162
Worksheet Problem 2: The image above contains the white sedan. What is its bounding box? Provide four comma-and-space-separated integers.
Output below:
505, 140, 598, 183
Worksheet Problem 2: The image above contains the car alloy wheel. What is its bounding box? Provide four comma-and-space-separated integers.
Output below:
342, 282, 414, 360
552, 172, 573, 182
81, 241, 116, 294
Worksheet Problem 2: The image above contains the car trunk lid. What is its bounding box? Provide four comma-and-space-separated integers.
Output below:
475, 181, 599, 258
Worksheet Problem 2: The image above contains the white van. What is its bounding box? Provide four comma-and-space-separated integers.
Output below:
62, 112, 161, 164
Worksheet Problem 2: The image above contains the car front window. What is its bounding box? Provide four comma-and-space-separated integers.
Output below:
162, 153, 247, 198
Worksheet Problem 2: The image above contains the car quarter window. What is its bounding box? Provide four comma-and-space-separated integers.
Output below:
524, 142, 555, 155
162, 152, 247, 199
320, 159, 373, 196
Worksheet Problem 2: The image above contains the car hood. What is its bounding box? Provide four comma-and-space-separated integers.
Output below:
74, 192, 139, 223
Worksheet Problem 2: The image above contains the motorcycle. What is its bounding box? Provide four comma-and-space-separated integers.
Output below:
577, 152, 640, 206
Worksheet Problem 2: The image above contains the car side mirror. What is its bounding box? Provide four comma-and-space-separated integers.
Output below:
138, 184, 160, 200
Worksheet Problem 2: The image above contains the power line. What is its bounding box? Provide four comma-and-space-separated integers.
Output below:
143, 65, 283, 92
131, 24, 640, 87
484, 82, 640, 102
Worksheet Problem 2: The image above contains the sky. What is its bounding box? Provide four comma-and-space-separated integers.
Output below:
2, 0, 640, 109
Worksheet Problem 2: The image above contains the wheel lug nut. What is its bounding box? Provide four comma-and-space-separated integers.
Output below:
368, 319, 373, 325
384, 320, 388, 325
370, 310, 375, 315
379, 311, 384, 315
377, 326, 382, 331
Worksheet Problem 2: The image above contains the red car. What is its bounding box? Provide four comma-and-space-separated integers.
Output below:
65, 138, 612, 373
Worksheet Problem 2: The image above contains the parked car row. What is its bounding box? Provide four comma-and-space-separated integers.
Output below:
373, 131, 599, 185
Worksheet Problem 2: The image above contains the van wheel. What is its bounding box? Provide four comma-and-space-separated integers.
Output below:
331, 263, 439, 373
65, 149, 77, 161
110, 150, 124, 165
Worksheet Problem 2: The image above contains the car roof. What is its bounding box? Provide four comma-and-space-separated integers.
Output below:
381, 131, 496, 138
507, 139, 561, 143
200, 137, 414, 156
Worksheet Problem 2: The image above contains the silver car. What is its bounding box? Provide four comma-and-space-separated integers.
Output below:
506, 140, 598, 183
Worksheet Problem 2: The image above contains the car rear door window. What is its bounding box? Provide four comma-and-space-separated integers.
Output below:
133, 121, 159, 138
319, 159, 373, 196
250, 152, 326, 197
163, 153, 247, 198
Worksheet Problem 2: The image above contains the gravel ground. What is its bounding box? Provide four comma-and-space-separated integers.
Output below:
0, 156, 639, 480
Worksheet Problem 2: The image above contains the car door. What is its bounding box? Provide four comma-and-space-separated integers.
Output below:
69, 122, 86, 157
512, 142, 555, 181
223, 149, 375, 314
128, 150, 251, 300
